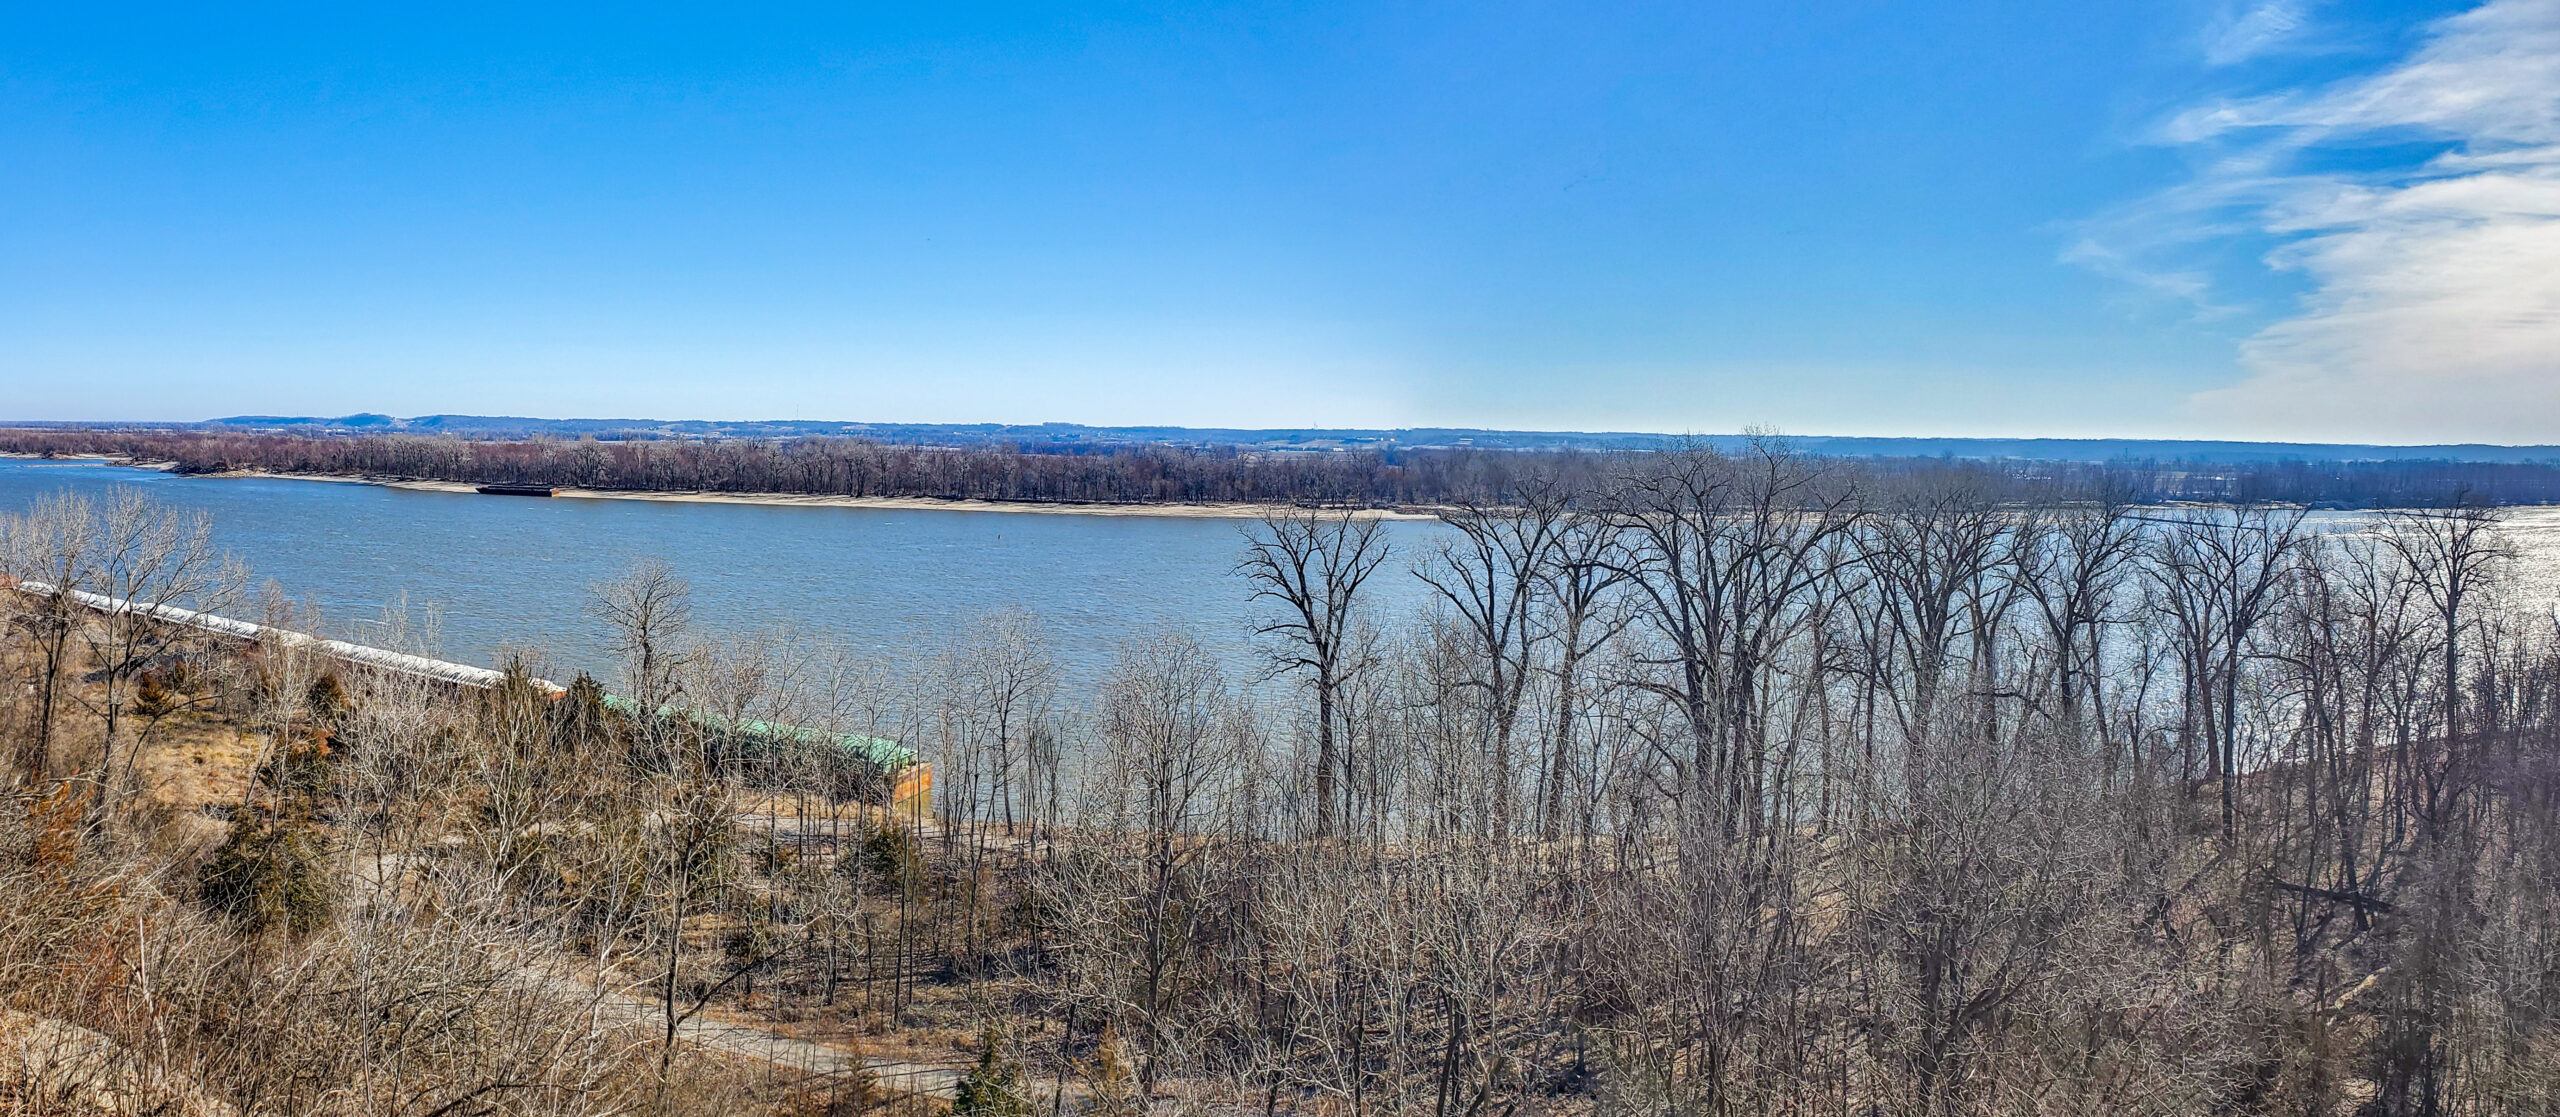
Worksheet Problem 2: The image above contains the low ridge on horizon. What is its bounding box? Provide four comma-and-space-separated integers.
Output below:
10, 413, 2560, 464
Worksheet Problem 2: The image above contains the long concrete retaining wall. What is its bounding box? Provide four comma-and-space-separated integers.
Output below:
7, 577, 563, 694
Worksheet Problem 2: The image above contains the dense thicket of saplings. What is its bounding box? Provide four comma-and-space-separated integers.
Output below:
14, 426, 2560, 507
3, 442, 2560, 1115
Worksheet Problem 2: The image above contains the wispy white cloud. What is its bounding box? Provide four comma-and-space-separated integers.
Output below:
2082, 0, 2560, 442
2060, 234, 2228, 312
2202, 0, 2317, 66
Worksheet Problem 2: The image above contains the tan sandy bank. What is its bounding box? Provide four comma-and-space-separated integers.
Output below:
203, 469, 1440, 520
0, 451, 144, 462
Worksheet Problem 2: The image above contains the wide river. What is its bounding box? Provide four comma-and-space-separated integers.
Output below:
0, 458, 1445, 694
9, 458, 2560, 698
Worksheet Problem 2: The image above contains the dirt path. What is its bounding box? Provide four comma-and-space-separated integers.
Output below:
607, 999, 959, 1099
350, 854, 965, 1099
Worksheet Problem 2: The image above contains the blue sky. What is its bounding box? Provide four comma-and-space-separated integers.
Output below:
3, 1, 2550, 440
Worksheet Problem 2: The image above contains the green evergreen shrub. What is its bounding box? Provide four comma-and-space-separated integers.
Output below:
199, 815, 334, 935
951, 1027, 1032, 1117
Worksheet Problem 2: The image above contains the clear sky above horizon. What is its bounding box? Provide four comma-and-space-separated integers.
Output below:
3, 1, 2552, 442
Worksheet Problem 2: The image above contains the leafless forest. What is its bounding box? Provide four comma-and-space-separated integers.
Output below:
14, 427, 2560, 508
5, 441, 2560, 1115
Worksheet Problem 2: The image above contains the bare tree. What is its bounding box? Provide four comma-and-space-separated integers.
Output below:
2147, 503, 2307, 838
1416, 481, 1571, 834
1534, 501, 1630, 841
1240, 510, 1391, 838
74, 489, 235, 822
1851, 468, 2021, 783
591, 557, 694, 715
1047, 631, 1246, 1094
2378, 495, 2510, 838
2019, 480, 2143, 754
1601, 437, 1860, 1108
0, 491, 96, 783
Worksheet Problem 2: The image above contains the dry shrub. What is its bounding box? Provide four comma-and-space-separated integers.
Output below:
23, 785, 81, 878
0, 805, 763, 1116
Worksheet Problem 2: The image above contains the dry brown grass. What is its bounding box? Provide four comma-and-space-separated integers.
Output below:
134, 710, 258, 813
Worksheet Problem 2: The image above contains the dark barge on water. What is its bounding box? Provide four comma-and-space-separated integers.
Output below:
475, 483, 556, 497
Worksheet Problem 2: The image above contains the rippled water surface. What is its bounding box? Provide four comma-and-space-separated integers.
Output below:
0, 459, 1444, 691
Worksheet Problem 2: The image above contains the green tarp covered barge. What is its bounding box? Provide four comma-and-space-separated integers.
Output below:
600, 694, 931, 810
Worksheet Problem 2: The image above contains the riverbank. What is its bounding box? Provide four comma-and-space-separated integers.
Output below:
199, 468, 1442, 520
0, 452, 184, 472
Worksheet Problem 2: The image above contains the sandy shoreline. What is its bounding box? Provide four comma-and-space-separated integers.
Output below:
184, 468, 1440, 520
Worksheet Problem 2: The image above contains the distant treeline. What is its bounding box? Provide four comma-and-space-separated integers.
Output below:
0, 428, 1535, 505
5, 427, 2558, 507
